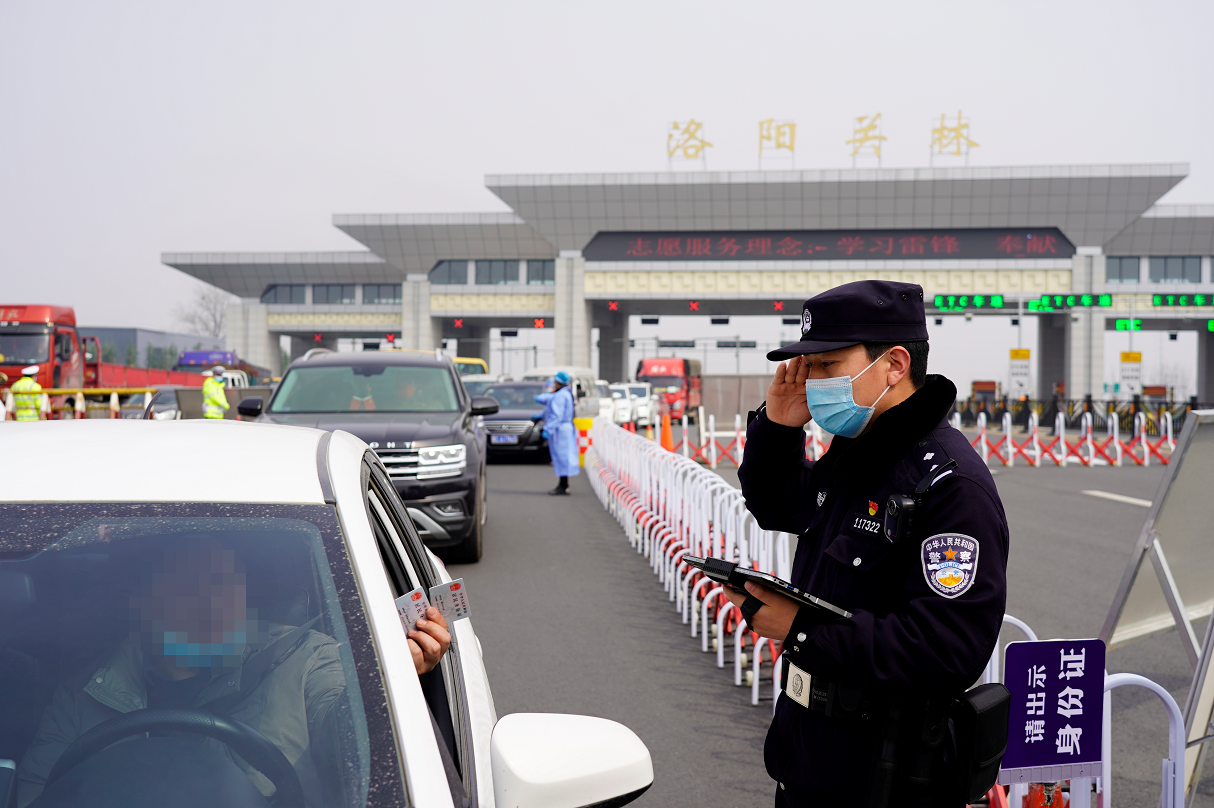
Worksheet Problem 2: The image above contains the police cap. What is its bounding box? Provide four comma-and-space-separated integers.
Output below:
767, 280, 928, 361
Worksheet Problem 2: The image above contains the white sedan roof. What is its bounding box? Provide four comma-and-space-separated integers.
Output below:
0, 421, 359, 504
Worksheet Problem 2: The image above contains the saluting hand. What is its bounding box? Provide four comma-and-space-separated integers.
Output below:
765, 356, 811, 428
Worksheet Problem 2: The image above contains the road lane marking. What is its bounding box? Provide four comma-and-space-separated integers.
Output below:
1082, 489, 1152, 508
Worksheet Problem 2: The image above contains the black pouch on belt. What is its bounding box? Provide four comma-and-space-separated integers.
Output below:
946, 683, 1010, 803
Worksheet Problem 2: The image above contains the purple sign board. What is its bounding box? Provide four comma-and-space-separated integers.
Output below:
1000, 639, 1105, 779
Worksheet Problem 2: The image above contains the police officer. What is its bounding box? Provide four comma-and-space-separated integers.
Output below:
201, 366, 230, 420
724, 280, 1008, 807
12, 366, 44, 421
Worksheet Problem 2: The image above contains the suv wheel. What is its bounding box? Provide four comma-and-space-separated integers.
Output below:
446, 470, 485, 564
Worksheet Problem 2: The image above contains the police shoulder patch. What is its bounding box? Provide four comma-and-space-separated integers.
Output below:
920, 533, 979, 599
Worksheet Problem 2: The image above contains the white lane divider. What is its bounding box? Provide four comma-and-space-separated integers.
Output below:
1082, 489, 1152, 508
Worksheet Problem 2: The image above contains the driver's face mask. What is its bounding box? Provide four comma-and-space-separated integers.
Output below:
803, 350, 891, 438
158, 625, 251, 669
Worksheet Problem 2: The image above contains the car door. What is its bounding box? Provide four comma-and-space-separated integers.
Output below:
362, 455, 496, 807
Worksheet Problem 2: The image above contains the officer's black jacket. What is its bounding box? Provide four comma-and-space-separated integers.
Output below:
739, 374, 1008, 796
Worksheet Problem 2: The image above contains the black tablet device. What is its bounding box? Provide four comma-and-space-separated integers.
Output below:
682, 555, 853, 620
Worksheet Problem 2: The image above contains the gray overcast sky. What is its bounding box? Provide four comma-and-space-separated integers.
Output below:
2, 0, 1212, 330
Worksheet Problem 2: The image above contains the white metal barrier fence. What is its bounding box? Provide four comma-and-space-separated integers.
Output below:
588, 418, 794, 711
587, 418, 1188, 806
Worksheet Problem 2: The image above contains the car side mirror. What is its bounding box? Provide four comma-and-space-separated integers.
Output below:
491, 713, 652, 808
470, 396, 499, 416
236, 397, 263, 417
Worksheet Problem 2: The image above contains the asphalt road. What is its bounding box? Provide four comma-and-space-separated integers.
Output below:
452, 454, 1213, 806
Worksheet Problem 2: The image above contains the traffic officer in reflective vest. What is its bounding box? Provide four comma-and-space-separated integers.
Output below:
725, 280, 1008, 807
201, 366, 230, 420
12, 366, 44, 421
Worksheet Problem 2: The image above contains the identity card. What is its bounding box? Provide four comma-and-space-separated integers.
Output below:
395, 587, 432, 633
429, 579, 472, 622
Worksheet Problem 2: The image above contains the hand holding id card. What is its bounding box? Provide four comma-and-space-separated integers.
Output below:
395, 578, 473, 633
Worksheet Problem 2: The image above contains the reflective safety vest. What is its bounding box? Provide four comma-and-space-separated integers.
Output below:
201, 377, 229, 419
12, 376, 43, 421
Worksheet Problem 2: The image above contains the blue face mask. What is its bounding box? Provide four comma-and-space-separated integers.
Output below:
804, 351, 891, 438
159, 630, 248, 669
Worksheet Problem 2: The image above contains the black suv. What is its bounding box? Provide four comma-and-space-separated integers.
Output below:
240, 350, 498, 562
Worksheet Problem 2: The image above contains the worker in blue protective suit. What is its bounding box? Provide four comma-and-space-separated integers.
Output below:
534, 371, 579, 495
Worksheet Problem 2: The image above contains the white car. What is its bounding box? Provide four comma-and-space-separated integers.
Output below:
608, 384, 633, 425
0, 421, 653, 808
626, 382, 655, 427
596, 381, 614, 422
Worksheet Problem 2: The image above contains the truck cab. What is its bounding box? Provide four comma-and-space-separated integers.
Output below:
635, 357, 701, 423
0, 305, 83, 398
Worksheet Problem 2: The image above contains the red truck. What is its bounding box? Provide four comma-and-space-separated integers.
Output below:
0, 304, 205, 419
635, 357, 702, 422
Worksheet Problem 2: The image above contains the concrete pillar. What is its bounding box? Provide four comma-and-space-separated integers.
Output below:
226, 300, 281, 376
1037, 313, 1067, 400
287, 336, 312, 362
456, 323, 490, 362
402, 276, 440, 351
554, 252, 591, 368
594, 307, 630, 383
1064, 253, 1105, 400
1197, 326, 1214, 404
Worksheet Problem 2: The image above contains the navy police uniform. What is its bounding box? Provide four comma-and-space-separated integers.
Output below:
738, 281, 1009, 807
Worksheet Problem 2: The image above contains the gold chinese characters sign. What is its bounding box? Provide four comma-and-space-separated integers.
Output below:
847, 113, 886, 159
758, 119, 796, 157
930, 111, 979, 157
667, 120, 713, 161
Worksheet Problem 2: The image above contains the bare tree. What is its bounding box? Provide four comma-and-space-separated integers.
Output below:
174, 286, 234, 339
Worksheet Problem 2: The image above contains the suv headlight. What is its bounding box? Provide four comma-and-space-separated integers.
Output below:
418, 444, 466, 465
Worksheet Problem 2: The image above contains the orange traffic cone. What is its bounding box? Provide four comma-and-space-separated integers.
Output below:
660, 413, 675, 451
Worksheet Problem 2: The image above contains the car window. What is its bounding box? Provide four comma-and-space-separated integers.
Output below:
629, 386, 647, 397
462, 380, 494, 397
0, 502, 404, 808
270, 365, 459, 413
362, 464, 475, 807
483, 383, 544, 408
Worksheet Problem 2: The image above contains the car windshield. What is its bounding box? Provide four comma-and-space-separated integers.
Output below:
270, 365, 459, 413
0, 503, 384, 808
462, 380, 494, 397
642, 375, 683, 390
0, 332, 50, 365
484, 383, 545, 408
610, 389, 625, 399
628, 386, 648, 398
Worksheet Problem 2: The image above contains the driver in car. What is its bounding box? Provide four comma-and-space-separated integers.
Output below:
17, 537, 451, 806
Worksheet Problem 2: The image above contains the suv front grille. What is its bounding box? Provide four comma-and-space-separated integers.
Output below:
376, 448, 420, 479
376, 447, 465, 480
485, 421, 533, 435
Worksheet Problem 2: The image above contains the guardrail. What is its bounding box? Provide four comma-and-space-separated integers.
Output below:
970, 408, 1175, 467
589, 418, 794, 713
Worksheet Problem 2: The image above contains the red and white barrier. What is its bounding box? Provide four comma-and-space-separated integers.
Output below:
969, 408, 1173, 468
588, 419, 792, 711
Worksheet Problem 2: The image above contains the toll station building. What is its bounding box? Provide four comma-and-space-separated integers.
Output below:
164, 163, 1214, 400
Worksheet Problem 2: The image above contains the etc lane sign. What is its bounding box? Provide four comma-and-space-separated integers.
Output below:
1000, 639, 1106, 783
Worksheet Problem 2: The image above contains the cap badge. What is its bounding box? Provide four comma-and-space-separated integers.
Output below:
801, 309, 812, 333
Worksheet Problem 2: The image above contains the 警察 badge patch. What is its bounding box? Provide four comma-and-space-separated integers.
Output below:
921, 533, 979, 599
